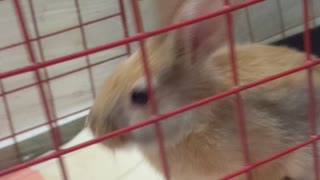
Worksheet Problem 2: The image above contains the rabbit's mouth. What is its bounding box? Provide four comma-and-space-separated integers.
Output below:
128, 110, 196, 150
131, 125, 158, 144
85, 102, 131, 149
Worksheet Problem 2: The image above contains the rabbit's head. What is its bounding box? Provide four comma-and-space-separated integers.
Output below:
87, 0, 233, 150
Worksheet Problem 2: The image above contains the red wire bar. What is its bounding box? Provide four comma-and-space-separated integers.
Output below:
73, 0, 96, 98
0, 54, 127, 97
119, 0, 132, 55
0, 81, 23, 164
1, 56, 319, 177
0, 0, 263, 80
0, 54, 125, 145
0, 106, 90, 143
0, 13, 121, 52
13, 0, 68, 179
129, 0, 171, 179
27, 0, 57, 130
302, 0, 320, 179
220, 136, 320, 180
224, 0, 252, 179
1, 0, 318, 179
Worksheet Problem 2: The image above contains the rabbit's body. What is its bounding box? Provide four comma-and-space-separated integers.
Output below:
89, 42, 320, 180
139, 44, 320, 180
87, 0, 320, 179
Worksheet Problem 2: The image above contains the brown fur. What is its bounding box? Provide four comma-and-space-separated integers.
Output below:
88, 42, 320, 180
87, 0, 320, 179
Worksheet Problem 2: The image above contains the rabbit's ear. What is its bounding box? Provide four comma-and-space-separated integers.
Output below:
170, 0, 233, 62
154, 0, 186, 28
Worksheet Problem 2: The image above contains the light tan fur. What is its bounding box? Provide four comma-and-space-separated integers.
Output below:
87, 1, 320, 179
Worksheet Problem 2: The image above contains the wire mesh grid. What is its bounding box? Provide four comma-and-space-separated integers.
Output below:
0, 0, 320, 179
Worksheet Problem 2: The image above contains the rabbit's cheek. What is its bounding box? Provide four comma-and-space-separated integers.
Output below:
129, 109, 195, 148
126, 107, 162, 145
110, 103, 130, 131
131, 125, 158, 145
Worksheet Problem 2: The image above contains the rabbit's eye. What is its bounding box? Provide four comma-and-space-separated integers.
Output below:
131, 90, 148, 105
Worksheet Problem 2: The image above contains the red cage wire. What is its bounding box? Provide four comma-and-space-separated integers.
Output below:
0, 0, 320, 179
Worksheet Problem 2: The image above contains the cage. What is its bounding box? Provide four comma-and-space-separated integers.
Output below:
0, 0, 320, 179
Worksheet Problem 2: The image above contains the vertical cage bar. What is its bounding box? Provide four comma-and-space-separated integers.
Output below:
12, 0, 69, 179
119, 0, 132, 55
28, 0, 57, 126
276, 0, 286, 39
244, 8, 255, 42
309, 0, 316, 28
303, 0, 312, 61
74, 0, 96, 98
224, 0, 252, 179
302, 0, 320, 179
0, 81, 23, 164
129, 0, 171, 179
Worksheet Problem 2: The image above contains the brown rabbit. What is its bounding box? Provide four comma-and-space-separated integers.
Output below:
87, 0, 320, 179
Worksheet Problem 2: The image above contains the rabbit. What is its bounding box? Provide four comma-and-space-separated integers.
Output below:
86, 0, 320, 179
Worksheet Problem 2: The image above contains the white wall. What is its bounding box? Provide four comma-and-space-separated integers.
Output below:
0, 0, 320, 147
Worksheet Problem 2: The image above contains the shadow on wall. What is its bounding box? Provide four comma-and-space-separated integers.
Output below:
273, 27, 320, 56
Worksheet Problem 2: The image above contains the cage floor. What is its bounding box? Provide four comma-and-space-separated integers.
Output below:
2, 128, 164, 180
